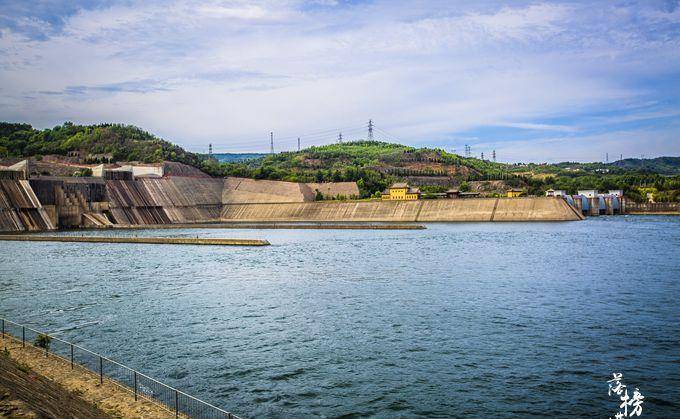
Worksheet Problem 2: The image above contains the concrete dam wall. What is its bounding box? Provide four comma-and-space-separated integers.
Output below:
107, 177, 224, 225
220, 197, 584, 222
0, 180, 55, 232
222, 177, 359, 203
0, 175, 583, 232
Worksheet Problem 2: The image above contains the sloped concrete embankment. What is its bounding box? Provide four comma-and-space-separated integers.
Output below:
221, 197, 583, 222
0, 180, 55, 232
107, 177, 224, 225
222, 177, 359, 203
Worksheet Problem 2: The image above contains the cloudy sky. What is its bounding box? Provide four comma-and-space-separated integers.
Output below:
1, 0, 679, 162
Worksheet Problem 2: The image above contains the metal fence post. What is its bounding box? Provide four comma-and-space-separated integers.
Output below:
175, 390, 179, 418
70, 344, 74, 369
134, 371, 138, 401
99, 356, 103, 384
22, 326, 25, 347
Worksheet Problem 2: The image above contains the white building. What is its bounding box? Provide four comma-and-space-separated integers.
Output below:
577, 189, 598, 198
92, 163, 164, 178
546, 189, 567, 197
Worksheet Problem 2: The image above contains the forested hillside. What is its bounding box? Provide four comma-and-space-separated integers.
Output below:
1, 121, 678, 201
0, 122, 203, 167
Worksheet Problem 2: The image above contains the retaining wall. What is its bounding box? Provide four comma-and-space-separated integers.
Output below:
0, 176, 584, 232
221, 197, 583, 222
624, 201, 680, 214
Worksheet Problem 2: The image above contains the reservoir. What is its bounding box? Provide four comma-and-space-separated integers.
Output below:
1, 216, 678, 418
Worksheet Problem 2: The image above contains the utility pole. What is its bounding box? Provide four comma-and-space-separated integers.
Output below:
367, 119, 374, 141
270, 132, 274, 154
338, 132, 343, 143
297, 137, 301, 152
606, 152, 609, 163
620, 154, 623, 161
492, 150, 496, 162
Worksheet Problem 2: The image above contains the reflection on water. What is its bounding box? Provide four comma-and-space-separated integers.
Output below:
1, 216, 679, 418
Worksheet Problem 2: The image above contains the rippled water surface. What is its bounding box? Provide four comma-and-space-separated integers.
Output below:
1, 216, 679, 418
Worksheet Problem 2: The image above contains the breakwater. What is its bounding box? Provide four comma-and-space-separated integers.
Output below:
220, 197, 583, 222
0, 235, 270, 246
108, 222, 426, 230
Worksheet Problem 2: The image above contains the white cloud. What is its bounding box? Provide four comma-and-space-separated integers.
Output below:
0, 0, 678, 159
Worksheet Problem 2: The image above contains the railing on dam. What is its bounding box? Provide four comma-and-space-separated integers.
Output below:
0, 317, 242, 419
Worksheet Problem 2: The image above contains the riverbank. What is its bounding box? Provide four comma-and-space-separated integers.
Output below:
0, 336, 173, 418
0, 235, 270, 246
0, 348, 112, 418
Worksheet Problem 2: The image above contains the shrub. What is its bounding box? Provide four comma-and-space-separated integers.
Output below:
35, 333, 51, 350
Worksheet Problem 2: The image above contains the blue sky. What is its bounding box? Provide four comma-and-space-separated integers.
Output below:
1, 0, 679, 162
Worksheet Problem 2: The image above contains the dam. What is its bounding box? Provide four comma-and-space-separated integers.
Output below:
0, 171, 583, 232
220, 197, 582, 222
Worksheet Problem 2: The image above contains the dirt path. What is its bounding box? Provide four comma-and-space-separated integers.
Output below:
0, 350, 111, 418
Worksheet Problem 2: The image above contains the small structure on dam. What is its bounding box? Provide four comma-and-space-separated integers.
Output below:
381, 183, 421, 201
564, 190, 625, 216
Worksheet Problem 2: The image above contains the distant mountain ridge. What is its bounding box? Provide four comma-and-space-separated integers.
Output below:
609, 157, 680, 175
212, 153, 267, 163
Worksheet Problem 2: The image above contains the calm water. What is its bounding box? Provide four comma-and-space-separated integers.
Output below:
1, 216, 679, 418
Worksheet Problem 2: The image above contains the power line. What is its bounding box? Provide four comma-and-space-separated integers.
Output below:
209, 121, 410, 152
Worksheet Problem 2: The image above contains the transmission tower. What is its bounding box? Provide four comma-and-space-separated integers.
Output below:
270, 132, 274, 154
297, 137, 301, 152
492, 150, 496, 162
367, 119, 374, 141
481, 152, 484, 161
606, 152, 609, 163
208, 143, 212, 156
338, 132, 343, 143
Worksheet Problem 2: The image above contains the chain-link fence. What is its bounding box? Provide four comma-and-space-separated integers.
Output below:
1, 317, 242, 419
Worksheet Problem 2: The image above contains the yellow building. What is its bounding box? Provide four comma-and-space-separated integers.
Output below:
381, 183, 421, 200
507, 188, 525, 198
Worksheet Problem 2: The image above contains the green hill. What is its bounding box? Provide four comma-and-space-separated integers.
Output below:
609, 157, 680, 175
0, 121, 203, 167
1, 121, 678, 201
